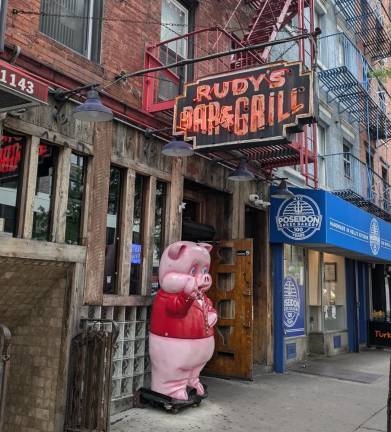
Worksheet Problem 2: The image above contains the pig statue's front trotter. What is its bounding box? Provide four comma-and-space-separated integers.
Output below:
149, 241, 217, 401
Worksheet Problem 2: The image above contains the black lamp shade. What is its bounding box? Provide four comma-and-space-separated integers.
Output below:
162, 138, 194, 157
73, 89, 113, 122
227, 159, 255, 181
271, 179, 294, 199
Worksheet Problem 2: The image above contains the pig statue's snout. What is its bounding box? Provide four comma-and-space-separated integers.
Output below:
198, 273, 212, 290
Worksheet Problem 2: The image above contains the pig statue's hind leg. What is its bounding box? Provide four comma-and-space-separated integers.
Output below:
188, 365, 206, 396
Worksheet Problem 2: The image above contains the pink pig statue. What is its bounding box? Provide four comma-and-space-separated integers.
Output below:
149, 241, 217, 401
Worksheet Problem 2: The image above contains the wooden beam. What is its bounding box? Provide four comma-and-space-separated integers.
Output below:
0, 237, 86, 263
141, 176, 157, 295
118, 169, 136, 296
52, 147, 71, 243
103, 294, 153, 307
21, 136, 39, 239
3, 116, 93, 155
167, 157, 184, 243
111, 154, 171, 182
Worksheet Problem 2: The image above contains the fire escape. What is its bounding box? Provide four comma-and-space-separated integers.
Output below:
318, 0, 391, 219
143, 0, 317, 185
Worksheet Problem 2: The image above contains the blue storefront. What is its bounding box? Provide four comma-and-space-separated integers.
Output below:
270, 187, 391, 372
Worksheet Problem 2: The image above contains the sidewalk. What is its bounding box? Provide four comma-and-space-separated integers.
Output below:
111, 349, 390, 432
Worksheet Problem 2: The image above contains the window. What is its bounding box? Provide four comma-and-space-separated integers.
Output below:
343, 142, 351, 179
151, 181, 167, 295
130, 175, 146, 295
0, 132, 24, 237
159, 0, 189, 100
32, 144, 58, 241
366, 144, 375, 170
65, 153, 87, 245
317, 125, 326, 186
322, 254, 347, 331
104, 167, 123, 294
40, 0, 103, 62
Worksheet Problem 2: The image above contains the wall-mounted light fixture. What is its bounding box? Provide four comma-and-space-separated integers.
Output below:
227, 158, 254, 182
144, 127, 194, 157
270, 178, 294, 199
52, 83, 113, 123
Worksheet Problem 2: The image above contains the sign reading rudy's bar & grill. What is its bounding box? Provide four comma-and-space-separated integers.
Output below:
173, 61, 314, 151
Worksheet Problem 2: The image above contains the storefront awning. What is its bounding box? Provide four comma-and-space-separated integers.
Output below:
0, 60, 48, 112
270, 187, 391, 263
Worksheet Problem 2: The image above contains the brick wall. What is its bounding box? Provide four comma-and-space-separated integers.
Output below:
0, 257, 72, 432
4, 0, 251, 110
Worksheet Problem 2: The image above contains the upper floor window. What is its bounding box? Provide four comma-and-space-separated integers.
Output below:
159, 0, 189, 100
343, 142, 351, 179
0, 132, 24, 237
40, 0, 103, 62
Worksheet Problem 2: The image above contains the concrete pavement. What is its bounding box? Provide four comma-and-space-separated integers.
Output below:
111, 349, 390, 432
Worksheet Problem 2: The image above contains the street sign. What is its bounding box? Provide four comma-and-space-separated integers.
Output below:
173, 61, 314, 151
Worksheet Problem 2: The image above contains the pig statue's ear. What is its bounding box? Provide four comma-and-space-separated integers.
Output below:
198, 243, 213, 253
167, 241, 188, 260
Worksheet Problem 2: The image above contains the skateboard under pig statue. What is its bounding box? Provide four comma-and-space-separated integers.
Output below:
138, 241, 217, 413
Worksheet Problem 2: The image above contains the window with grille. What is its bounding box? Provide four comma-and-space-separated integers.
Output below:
158, 0, 189, 101
40, 0, 103, 62
343, 142, 351, 179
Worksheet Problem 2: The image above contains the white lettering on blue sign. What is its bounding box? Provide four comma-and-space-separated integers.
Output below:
370, 218, 380, 256
276, 195, 322, 240
283, 276, 300, 328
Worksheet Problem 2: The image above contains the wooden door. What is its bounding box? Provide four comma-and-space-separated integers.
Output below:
204, 239, 253, 379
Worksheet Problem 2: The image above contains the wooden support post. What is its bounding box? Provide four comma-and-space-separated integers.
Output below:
52, 147, 71, 243
141, 176, 157, 295
118, 169, 136, 296
84, 122, 113, 305
20, 136, 39, 239
168, 157, 184, 244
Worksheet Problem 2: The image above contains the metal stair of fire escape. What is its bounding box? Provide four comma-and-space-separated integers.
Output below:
233, 0, 300, 69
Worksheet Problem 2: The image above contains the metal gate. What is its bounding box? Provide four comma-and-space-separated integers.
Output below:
0, 323, 11, 432
65, 320, 118, 432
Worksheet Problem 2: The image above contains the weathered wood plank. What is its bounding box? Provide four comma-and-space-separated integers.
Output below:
0, 237, 86, 263
21, 136, 40, 239
118, 169, 136, 296
4, 116, 94, 155
52, 147, 71, 243
111, 154, 171, 181
141, 176, 156, 296
102, 294, 153, 307
168, 158, 184, 243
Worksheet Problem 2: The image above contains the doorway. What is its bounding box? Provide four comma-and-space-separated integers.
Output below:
245, 206, 269, 364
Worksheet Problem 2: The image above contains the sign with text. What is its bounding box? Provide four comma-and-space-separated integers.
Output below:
283, 276, 305, 337
368, 320, 391, 347
0, 60, 48, 112
270, 187, 391, 262
173, 61, 313, 151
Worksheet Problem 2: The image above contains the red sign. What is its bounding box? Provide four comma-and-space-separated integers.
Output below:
173, 61, 314, 151
0, 60, 48, 111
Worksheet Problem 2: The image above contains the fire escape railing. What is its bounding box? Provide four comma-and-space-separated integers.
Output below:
318, 32, 391, 141
335, 0, 391, 60
322, 152, 391, 220
142, 26, 262, 114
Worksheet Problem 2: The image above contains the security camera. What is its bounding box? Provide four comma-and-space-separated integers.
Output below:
254, 199, 271, 207
249, 194, 259, 202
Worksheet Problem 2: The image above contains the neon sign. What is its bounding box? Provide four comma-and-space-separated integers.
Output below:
173, 61, 314, 151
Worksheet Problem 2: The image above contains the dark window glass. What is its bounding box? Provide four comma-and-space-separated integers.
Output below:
151, 182, 167, 295
130, 175, 146, 295
343, 143, 351, 179
65, 153, 87, 245
104, 167, 122, 294
32, 144, 58, 241
40, 0, 103, 63
0, 132, 24, 236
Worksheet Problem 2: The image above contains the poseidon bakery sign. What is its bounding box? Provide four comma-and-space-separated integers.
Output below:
173, 61, 313, 151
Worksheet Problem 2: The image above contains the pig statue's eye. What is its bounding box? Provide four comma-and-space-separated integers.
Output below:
202, 267, 208, 274
190, 266, 196, 276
